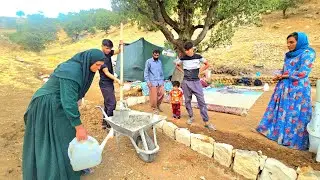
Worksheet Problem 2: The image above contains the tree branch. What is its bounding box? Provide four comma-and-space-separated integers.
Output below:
177, 0, 185, 27
136, 7, 151, 17
153, 22, 177, 44
130, 1, 182, 50
193, 0, 219, 46
193, 25, 204, 29
193, 23, 219, 30
157, 0, 181, 33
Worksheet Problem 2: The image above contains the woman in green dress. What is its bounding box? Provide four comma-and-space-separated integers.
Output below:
23, 49, 105, 180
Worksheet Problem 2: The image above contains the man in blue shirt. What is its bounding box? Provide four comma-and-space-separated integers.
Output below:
144, 49, 164, 114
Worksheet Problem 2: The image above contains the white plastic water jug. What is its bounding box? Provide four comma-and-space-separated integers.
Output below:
263, 83, 270, 92
308, 81, 320, 154
316, 144, 320, 162
68, 128, 114, 171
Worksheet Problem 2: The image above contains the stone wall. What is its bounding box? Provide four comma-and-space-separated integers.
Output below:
125, 96, 320, 180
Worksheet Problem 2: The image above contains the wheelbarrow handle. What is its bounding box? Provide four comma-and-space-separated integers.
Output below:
95, 106, 112, 121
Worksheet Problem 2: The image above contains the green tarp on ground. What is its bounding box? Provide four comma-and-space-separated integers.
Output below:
115, 38, 175, 82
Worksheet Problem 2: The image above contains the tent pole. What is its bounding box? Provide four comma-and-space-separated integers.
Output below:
120, 23, 124, 103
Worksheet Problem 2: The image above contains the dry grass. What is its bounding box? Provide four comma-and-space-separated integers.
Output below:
0, 28, 16, 34
203, 3, 320, 77
0, 25, 167, 90
0, 2, 320, 90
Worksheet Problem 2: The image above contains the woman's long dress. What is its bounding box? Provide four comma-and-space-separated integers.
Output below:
257, 49, 315, 150
23, 76, 82, 180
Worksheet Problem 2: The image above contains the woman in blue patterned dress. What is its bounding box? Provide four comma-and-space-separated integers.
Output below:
256, 32, 316, 150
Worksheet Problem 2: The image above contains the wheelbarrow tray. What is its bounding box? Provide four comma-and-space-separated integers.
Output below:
96, 106, 166, 161
107, 110, 163, 137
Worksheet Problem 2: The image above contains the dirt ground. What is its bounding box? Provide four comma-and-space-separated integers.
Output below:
80, 102, 239, 180
0, 85, 31, 179
1, 1, 320, 179
130, 88, 319, 171
0, 81, 241, 179
0, 79, 318, 180
84, 78, 320, 171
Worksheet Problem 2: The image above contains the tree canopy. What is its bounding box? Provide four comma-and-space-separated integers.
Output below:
112, 0, 272, 52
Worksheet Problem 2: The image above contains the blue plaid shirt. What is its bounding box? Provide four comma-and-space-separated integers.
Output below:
144, 58, 164, 86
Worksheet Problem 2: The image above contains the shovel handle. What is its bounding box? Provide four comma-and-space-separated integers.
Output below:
120, 23, 124, 102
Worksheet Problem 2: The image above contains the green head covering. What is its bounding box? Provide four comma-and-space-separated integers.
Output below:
52, 49, 105, 99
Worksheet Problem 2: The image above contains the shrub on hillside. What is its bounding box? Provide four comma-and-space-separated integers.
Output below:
59, 9, 125, 38
278, 0, 303, 18
9, 32, 46, 51
9, 13, 58, 52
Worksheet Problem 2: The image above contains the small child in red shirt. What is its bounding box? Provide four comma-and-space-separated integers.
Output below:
169, 81, 183, 120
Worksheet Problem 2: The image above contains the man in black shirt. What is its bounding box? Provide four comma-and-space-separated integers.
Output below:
99, 39, 123, 129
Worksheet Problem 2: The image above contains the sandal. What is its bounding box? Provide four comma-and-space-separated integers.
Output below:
204, 124, 216, 131
81, 168, 94, 176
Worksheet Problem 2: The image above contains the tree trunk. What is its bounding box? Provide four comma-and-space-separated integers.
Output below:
171, 68, 184, 83
282, 8, 287, 18
171, 50, 184, 83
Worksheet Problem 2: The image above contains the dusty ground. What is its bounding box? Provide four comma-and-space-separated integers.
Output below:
0, 83, 241, 180
129, 88, 319, 171
1, 0, 320, 179
80, 102, 239, 180
0, 85, 30, 179
84, 77, 320, 171
81, 133, 238, 180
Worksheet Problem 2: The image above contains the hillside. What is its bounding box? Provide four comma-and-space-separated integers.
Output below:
1, 1, 320, 89
1, 1, 320, 178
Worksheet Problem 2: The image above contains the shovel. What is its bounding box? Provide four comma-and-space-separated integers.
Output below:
117, 22, 130, 120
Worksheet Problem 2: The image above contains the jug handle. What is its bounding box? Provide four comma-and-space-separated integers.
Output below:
100, 128, 114, 150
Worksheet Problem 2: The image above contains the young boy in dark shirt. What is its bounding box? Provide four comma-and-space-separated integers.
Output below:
99, 39, 123, 129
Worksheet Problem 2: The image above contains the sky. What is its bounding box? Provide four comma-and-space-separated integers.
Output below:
0, 0, 112, 18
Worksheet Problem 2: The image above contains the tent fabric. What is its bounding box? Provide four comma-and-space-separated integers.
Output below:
115, 38, 176, 82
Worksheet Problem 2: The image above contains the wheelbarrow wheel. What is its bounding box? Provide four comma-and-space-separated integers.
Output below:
135, 131, 156, 163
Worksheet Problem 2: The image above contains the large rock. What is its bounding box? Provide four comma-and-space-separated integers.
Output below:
260, 158, 297, 180
137, 96, 148, 104
155, 119, 166, 133
259, 155, 268, 171
175, 128, 191, 147
297, 166, 320, 180
126, 97, 138, 107
214, 143, 233, 167
298, 171, 320, 180
233, 150, 260, 180
191, 134, 214, 158
126, 96, 148, 107
162, 121, 178, 139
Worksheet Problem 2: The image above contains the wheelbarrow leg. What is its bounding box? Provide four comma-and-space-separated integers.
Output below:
152, 125, 158, 146
115, 131, 121, 150
131, 130, 157, 163
139, 129, 149, 151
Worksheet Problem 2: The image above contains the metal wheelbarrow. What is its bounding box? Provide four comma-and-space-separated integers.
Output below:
96, 106, 163, 162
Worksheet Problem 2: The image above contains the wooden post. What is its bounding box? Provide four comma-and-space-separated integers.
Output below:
317, 80, 320, 102
120, 23, 124, 103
